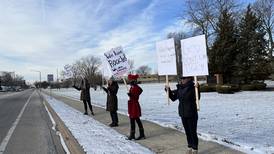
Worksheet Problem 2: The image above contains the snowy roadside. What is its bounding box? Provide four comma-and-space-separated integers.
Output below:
42, 94, 154, 154
51, 82, 274, 154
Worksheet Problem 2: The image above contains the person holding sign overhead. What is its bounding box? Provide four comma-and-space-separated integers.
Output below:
102, 77, 119, 127
127, 74, 146, 140
73, 78, 94, 116
165, 76, 200, 154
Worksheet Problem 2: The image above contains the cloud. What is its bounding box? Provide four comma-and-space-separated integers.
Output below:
0, 0, 186, 82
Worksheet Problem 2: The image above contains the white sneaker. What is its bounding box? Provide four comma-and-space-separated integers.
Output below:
192, 149, 198, 154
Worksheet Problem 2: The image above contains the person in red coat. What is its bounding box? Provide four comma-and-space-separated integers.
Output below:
127, 74, 145, 140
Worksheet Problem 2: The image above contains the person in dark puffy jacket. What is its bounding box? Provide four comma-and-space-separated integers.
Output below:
165, 76, 200, 154
127, 74, 145, 140
102, 78, 119, 127
73, 78, 94, 115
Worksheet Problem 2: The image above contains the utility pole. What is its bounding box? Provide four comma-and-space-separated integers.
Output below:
56, 68, 59, 82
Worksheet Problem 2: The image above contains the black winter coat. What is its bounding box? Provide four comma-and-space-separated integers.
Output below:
73, 82, 90, 101
168, 81, 200, 118
103, 82, 119, 112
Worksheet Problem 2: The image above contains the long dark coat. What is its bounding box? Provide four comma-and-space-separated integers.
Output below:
168, 81, 200, 118
73, 80, 90, 101
103, 82, 119, 112
128, 84, 143, 118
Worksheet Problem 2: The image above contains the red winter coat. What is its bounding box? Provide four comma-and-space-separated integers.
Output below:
128, 84, 143, 118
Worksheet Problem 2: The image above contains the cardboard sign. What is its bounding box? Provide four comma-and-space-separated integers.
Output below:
104, 46, 129, 77
156, 38, 177, 75
101, 58, 113, 78
181, 35, 209, 76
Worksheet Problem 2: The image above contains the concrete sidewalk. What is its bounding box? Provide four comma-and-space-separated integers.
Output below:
44, 91, 244, 154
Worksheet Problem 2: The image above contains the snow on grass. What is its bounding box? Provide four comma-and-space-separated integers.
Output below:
42, 94, 154, 154
52, 82, 274, 154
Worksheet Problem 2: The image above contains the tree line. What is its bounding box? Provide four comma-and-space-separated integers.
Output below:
0, 72, 27, 88
60, 0, 273, 87
168, 0, 273, 84
59, 56, 153, 88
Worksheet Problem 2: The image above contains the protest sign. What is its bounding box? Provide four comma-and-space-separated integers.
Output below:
181, 35, 209, 111
104, 46, 130, 77
156, 38, 177, 75
181, 35, 208, 77
156, 38, 177, 104
104, 46, 129, 91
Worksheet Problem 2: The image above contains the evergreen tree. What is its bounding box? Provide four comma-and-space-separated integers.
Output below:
236, 5, 271, 83
209, 9, 238, 83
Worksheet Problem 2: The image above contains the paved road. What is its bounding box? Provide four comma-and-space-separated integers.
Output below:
0, 90, 65, 154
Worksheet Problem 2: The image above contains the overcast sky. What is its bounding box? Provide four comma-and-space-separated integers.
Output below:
0, 0, 253, 83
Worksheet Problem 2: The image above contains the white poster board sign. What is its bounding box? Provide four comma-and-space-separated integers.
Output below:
104, 46, 130, 77
156, 38, 177, 75
181, 35, 209, 76
101, 58, 113, 78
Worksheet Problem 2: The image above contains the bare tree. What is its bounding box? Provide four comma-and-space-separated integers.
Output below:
167, 32, 189, 77
185, 0, 240, 48
77, 56, 101, 84
253, 0, 274, 58
62, 55, 101, 86
136, 65, 152, 75
1, 72, 13, 86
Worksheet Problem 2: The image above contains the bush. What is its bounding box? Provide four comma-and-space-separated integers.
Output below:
226, 84, 240, 92
240, 84, 256, 91
200, 83, 216, 92
216, 85, 234, 94
254, 83, 267, 90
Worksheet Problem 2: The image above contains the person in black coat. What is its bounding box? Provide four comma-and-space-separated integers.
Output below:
73, 78, 94, 115
165, 76, 200, 154
102, 79, 119, 127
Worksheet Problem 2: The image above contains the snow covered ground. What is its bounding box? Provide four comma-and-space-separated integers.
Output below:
51, 81, 274, 154
42, 94, 154, 154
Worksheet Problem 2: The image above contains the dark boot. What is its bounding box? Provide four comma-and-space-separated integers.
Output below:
136, 129, 145, 140
90, 111, 94, 116
127, 131, 135, 140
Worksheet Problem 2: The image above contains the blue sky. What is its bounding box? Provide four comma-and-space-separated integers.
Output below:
0, 0, 253, 83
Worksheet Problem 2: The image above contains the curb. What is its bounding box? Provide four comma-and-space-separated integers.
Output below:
42, 94, 85, 154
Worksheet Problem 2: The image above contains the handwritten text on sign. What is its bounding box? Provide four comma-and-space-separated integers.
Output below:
156, 38, 177, 75
181, 35, 209, 76
104, 46, 129, 77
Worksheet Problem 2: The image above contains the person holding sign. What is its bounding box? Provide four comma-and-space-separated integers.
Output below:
73, 78, 94, 116
127, 74, 145, 140
102, 77, 119, 127
165, 76, 200, 154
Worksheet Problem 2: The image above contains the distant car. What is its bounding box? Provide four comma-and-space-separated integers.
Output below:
0, 88, 5, 92
0, 86, 8, 92
7, 87, 16, 92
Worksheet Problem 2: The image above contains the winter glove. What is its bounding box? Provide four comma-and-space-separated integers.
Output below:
127, 92, 132, 97
102, 87, 108, 93
164, 85, 170, 92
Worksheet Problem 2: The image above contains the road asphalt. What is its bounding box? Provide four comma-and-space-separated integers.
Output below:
0, 90, 65, 154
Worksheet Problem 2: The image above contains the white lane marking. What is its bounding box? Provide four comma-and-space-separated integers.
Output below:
0, 90, 35, 154
40, 92, 70, 154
